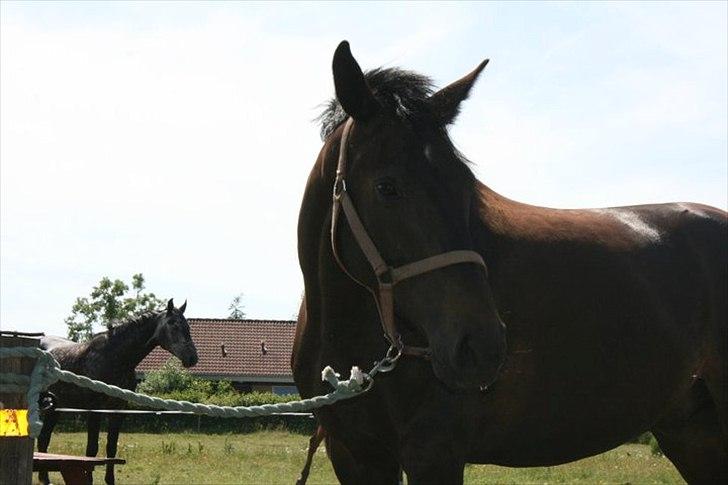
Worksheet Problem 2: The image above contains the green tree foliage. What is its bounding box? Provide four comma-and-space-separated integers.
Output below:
65, 273, 164, 341
228, 293, 245, 319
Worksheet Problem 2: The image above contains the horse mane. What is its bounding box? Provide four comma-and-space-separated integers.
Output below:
317, 67, 475, 181
88, 310, 161, 348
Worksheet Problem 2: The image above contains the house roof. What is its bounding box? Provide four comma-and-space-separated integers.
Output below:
136, 318, 296, 380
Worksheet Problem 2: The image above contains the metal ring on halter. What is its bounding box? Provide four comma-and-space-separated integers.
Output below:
333, 178, 347, 199
373, 344, 403, 374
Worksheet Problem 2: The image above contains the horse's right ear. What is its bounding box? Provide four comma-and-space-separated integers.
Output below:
427, 59, 489, 126
167, 298, 174, 314
332, 41, 379, 121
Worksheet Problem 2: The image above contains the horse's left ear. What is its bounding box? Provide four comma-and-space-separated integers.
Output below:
427, 59, 489, 126
332, 41, 380, 121
167, 298, 174, 314
179, 300, 187, 314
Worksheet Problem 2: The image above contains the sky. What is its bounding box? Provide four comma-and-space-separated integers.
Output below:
1, 1, 726, 337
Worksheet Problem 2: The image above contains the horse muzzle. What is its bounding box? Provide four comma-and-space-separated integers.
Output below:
181, 347, 199, 368
431, 321, 507, 391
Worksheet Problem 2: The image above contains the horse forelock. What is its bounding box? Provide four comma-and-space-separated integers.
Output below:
316, 67, 476, 185
318, 67, 436, 140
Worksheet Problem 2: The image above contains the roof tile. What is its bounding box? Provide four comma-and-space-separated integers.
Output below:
136, 319, 296, 379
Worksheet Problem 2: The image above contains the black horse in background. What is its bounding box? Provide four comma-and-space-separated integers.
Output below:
37, 299, 198, 485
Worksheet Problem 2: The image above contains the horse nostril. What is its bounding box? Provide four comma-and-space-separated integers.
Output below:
453, 335, 478, 369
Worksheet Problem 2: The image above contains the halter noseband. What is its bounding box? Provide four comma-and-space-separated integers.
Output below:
330, 118, 488, 359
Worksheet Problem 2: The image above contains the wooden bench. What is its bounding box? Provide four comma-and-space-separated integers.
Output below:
33, 452, 125, 485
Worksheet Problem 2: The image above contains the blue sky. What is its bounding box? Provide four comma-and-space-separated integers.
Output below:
1, 1, 726, 337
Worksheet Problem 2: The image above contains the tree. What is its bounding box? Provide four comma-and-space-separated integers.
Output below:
65, 273, 164, 341
228, 293, 246, 319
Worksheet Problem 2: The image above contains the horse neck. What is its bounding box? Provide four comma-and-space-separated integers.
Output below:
101, 314, 161, 371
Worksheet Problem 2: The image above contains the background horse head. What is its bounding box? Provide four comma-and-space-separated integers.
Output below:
151, 298, 198, 367
38, 298, 198, 485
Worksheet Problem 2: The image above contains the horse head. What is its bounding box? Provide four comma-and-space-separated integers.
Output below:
155, 298, 198, 368
299, 41, 506, 391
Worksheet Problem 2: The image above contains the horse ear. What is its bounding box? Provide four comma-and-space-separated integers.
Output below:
179, 300, 187, 314
332, 41, 379, 121
167, 298, 174, 314
427, 59, 489, 126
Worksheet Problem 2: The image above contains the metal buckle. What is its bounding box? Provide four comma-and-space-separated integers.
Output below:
372, 344, 402, 374
333, 178, 347, 199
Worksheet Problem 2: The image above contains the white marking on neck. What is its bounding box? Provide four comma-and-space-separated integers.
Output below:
594, 209, 661, 242
676, 202, 709, 218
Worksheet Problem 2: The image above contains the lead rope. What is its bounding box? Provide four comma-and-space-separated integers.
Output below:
0, 346, 402, 438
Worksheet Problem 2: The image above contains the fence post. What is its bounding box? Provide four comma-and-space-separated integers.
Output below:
1, 333, 42, 485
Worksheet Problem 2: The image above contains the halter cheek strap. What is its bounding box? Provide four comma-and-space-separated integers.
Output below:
330, 118, 488, 358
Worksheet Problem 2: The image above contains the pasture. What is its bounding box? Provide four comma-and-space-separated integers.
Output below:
40, 431, 685, 484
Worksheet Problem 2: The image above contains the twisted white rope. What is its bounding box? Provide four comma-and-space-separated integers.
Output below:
0, 347, 379, 438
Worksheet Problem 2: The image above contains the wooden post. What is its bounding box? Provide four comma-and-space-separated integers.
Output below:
1, 333, 42, 485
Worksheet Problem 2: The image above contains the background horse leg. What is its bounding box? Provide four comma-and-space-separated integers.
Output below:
37, 410, 59, 485
652, 380, 728, 484
104, 414, 124, 485
85, 413, 101, 457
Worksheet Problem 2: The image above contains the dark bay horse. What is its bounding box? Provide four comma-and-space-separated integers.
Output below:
38, 299, 198, 484
292, 41, 727, 484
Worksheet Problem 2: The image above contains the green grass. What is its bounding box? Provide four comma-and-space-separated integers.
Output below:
38, 431, 684, 484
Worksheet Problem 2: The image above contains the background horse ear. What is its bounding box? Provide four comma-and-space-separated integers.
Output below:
167, 298, 174, 314
427, 59, 489, 126
332, 40, 380, 121
179, 300, 187, 314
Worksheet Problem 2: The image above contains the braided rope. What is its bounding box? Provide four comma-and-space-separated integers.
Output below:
0, 347, 376, 438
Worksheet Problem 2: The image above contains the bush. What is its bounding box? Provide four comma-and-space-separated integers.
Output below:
137, 358, 201, 395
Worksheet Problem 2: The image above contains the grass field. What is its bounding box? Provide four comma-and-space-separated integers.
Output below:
38, 431, 685, 484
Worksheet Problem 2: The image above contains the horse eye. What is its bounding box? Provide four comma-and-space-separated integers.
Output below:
375, 180, 400, 200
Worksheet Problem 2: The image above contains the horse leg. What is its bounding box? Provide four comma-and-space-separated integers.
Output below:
104, 414, 124, 485
325, 433, 400, 485
400, 436, 464, 485
85, 413, 101, 457
398, 393, 466, 485
651, 380, 728, 484
37, 410, 59, 485
296, 424, 326, 485
704, 363, 728, 445
702, 345, 728, 440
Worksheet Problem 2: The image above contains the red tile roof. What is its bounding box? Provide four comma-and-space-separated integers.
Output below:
136, 318, 296, 380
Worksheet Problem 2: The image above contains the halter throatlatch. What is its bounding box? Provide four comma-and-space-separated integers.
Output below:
330, 118, 488, 359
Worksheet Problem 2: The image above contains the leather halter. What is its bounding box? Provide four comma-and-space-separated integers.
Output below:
330, 118, 488, 359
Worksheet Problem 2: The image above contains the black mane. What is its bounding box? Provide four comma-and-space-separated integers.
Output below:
90, 310, 160, 343
318, 67, 436, 140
